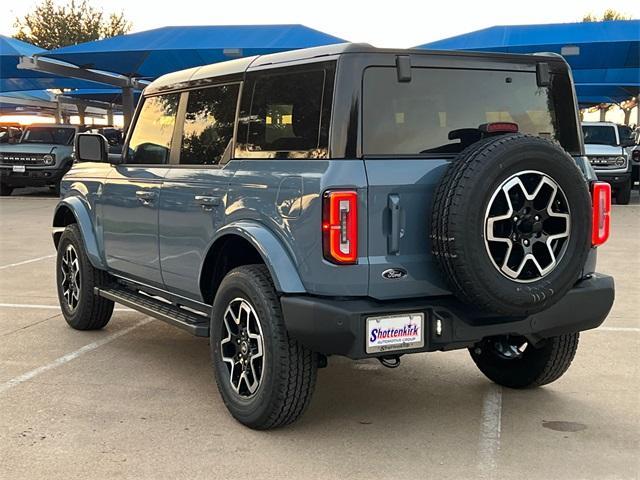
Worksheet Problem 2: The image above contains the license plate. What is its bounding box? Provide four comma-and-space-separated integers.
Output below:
12, 165, 26, 173
366, 313, 424, 354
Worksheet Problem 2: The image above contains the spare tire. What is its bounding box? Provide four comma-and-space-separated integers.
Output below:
431, 134, 591, 316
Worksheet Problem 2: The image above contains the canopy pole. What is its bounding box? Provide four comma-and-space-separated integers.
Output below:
77, 104, 86, 125
122, 86, 134, 132
55, 100, 62, 124
107, 105, 114, 126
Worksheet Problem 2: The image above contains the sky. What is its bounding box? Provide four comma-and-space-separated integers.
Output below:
2, 0, 639, 48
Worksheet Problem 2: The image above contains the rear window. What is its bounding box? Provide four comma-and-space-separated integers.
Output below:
363, 67, 572, 156
582, 125, 618, 146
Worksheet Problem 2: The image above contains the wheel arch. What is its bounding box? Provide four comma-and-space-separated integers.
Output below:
199, 221, 306, 304
52, 197, 105, 269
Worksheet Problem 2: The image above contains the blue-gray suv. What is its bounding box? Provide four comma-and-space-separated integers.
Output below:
53, 44, 615, 429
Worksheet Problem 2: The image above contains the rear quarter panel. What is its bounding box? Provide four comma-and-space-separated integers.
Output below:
226, 159, 369, 296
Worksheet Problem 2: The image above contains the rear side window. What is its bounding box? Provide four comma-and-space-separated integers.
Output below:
127, 94, 179, 165
180, 84, 240, 165
236, 62, 335, 159
363, 68, 568, 156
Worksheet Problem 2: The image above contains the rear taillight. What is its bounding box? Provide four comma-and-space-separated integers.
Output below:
322, 190, 358, 264
591, 182, 611, 247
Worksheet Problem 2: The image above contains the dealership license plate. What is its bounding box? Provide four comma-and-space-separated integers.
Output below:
366, 313, 424, 354
12, 165, 26, 173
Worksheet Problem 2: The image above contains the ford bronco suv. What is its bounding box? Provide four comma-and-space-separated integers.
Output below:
0, 123, 78, 196
582, 121, 636, 204
53, 44, 615, 430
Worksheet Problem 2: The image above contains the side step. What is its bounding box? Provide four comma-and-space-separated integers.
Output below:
95, 286, 210, 337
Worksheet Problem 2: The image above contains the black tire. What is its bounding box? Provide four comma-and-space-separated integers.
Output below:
615, 178, 631, 205
431, 134, 592, 315
469, 334, 579, 388
210, 265, 318, 430
0, 183, 13, 196
49, 182, 61, 196
56, 224, 114, 330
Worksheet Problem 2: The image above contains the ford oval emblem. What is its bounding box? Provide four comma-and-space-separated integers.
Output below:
382, 268, 407, 280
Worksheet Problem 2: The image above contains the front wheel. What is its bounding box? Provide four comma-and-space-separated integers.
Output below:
210, 265, 318, 429
615, 178, 632, 205
469, 333, 579, 388
0, 183, 13, 196
56, 224, 114, 330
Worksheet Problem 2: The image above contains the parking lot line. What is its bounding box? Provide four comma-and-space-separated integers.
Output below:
0, 317, 153, 395
477, 384, 502, 479
0, 254, 55, 270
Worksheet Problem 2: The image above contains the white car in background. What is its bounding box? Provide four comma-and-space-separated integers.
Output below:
582, 122, 635, 204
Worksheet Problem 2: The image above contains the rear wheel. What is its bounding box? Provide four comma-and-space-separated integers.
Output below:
0, 183, 13, 196
56, 224, 114, 330
210, 265, 318, 429
615, 178, 631, 205
470, 334, 579, 388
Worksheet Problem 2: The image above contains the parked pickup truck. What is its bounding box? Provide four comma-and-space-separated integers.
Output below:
53, 44, 615, 429
582, 121, 635, 204
0, 123, 78, 195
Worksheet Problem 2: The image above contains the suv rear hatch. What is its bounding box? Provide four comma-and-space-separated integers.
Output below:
362, 59, 581, 300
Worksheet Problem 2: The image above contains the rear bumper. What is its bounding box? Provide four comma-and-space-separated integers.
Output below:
281, 273, 614, 359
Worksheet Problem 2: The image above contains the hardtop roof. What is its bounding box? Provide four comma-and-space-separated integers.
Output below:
145, 42, 565, 95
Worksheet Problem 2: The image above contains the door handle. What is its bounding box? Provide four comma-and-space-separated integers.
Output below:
135, 190, 156, 203
388, 194, 401, 255
194, 195, 221, 210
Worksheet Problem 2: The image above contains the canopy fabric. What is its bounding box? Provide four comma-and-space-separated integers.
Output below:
417, 20, 640, 102
0, 35, 105, 92
41, 25, 346, 79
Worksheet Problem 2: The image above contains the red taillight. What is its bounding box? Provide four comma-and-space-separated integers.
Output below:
322, 190, 358, 264
591, 182, 611, 247
480, 122, 519, 134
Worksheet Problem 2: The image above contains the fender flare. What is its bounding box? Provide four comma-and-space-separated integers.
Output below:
52, 196, 105, 270
208, 221, 306, 294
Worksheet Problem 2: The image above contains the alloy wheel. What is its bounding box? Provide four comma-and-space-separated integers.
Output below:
484, 170, 571, 283
60, 244, 81, 311
220, 298, 265, 397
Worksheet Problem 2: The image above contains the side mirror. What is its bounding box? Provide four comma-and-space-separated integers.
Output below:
75, 133, 108, 163
621, 139, 635, 148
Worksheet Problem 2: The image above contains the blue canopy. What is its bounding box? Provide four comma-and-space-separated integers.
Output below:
0, 34, 104, 92
417, 20, 640, 104
41, 25, 346, 79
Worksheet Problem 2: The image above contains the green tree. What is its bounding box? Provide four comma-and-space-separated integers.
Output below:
13, 0, 132, 50
582, 9, 632, 22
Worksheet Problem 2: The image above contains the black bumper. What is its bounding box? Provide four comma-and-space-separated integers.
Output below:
281, 273, 615, 359
595, 171, 631, 188
0, 166, 68, 187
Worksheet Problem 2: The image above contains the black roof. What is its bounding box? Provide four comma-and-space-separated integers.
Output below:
146, 42, 564, 95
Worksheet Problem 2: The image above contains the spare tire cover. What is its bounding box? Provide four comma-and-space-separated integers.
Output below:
431, 134, 591, 316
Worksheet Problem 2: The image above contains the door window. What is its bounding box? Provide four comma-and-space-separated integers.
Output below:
127, 94, 179, 164
180, 84, 240, 165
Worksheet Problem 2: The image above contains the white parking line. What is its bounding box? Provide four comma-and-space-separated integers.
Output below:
0, 317, 153, 395
478, 384, 502, 479
0, 303, 134, 312
0, 254, 55, 270
598, 326, 640, 332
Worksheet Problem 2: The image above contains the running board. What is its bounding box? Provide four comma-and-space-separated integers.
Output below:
95, 286, 209, 337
